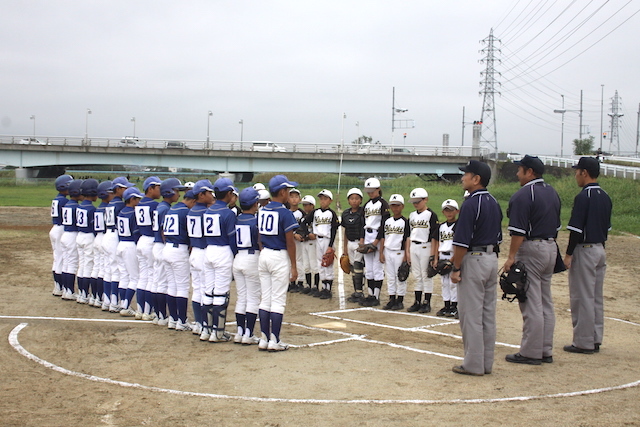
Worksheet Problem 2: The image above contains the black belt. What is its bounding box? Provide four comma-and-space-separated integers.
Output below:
317, 236, 324, 239
441, 251, 451, 256
366, 228, 375, 233
527, 237, 555, 242
240, 248, 258, 254
411, 241, 427, 245
107, 228, 117, 232
348, 239, 360, 242
470, 245, 494, 253
172, 243, 188, 248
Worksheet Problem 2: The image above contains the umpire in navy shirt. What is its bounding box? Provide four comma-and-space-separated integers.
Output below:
451, 160, 503, 376
503, 155, 561, 366
563, 157, 612, 354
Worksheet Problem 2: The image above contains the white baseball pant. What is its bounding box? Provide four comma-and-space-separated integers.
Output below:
91, 232, 104, 279
203, 245, 234, 305
136, 235, 155, 292
346, 240, 364, 265
152, 242, 167, 294
411, 241, 433, 293
116, 241, 138, 291
189, 247, 205, 305
259, 248, 290, 314
60, 231, 79, 274
440, 252, 456, 302
295, 240, 304, 282
49, 224, 64, 274
301, 240, 318, 274
315, 237, 334, 281
102, 229, 120, 283
76, 232, 95, 279
384, 248, 407, 296
163, 243, 191, 299
363, 229, 383, 280
233, 250, 261, 315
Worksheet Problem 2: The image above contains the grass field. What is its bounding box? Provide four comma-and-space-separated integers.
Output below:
1, 172, 638, 235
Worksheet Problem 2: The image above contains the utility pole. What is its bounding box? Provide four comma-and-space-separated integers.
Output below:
391, 87, 414, 149
608, 90, 624, 155
479, 29, 501, 159
636, 103, 639, 157
579, 90, 583, 141
600, 84, 604, 150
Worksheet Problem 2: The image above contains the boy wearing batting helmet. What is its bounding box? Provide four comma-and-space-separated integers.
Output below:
60, 179, 84, 300
360, 177, 389, 307
94, 181, 113, 310
76, 179, 99, 304
380, 194, 410, 310
311, 189, 338, 299
50, 174, 73, 296
116, 187, 144, 317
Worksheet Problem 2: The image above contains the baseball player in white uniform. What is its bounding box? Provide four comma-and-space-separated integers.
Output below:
342, 188, 365, 302
297, 195, 320, 294
380, 194, 410, 310
311, 189, 339, 299
360, 177, 389, 307
50, 174, 73, 297
287, 189, 306, 293
407, 188, 439, 313
436, 199, 459, 318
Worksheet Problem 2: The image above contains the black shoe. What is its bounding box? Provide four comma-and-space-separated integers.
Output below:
311, 288, 322, 298
563, 344, 594, 354
290, 283, 302, 293
382, 300, 394, 310
300, 286, 312, 294
446, 308, 458, 318
360, 295, 379, 307
407, 301, 421, 312
541, 355, 553, 363
391, 302, 404, 311
454, 310, 459, 319
319, 289, 332, 299
594, 343, 601, 353
347, 292, 364, 303
452, 365, 483, 376
436, 307, 448, 316
418, 303, 431, 313
505, 353, 542, 365
287, 282, 296, 292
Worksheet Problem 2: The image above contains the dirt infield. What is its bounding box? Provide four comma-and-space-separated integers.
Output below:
1, 207, 639, 426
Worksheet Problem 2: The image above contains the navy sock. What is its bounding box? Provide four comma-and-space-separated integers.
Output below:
103, 281, 111, 303
52, 271, 57, 287
136, 288, 145, 312
156, 293, 167, 319
270, 312, 284, 341
192, 301, 202, 325
259, 309, 270, 338
176, 297, 188, 323
124, 288, 135, 309
111, 282, 119, 305
69, 274, 76, 294
96, 278, 103, 301
167, 295, 177, 320
235, 313, 246, 336
246, 312, 257, 336
143, 290, 152, 314
118, 286, 126, 303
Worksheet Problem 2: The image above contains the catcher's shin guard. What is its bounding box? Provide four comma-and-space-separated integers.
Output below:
212, 292, 230, 339
202, 304, 214, 334
353, 261, 364, 291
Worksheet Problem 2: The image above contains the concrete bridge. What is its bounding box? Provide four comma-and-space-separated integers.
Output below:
0, 137, 488, 180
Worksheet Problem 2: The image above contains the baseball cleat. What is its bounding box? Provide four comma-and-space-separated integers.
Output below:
61, 290, 75, 301
436, 307, 449, 316
382, 300, 394, 310
174, 319, 193, 332
101, 301, 110, 311
191, 323, 202, 335
300, 287, 312, 294
310, 288, 321, 297
347, 292, 364, 303
119, 308, 137, 317
391, 302, 404, 310
242, 335, 260, 345
446, 308, 458, 318
233, 333, 244, 344
258, 333, 269, 351
199, 328, 211, 341
319, 289, 332, 299
360, 295, 380, 307
52, 284, 63, 297
92, 298, 102, 308
209, 331, 232, 343
267, 334, 289, 352
157, 317, 169, 326
141, 313, 154, 322
167, 317, 177, 329
109, 304, 120, 313
418, 303, 431, 313
407, 301, 421, 312
134, 311, 143, 320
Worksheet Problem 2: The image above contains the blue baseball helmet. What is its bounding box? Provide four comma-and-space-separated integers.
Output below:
80, 179, 99, 197
55, 174, 74, 191
97, 181, 113, 199
160, 178, 186, 198
68, 179, 84, 197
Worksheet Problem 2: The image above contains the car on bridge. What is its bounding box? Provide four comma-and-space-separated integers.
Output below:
252, 141, 286, 152
165, 140, 187, 149
19, 138, 49, 146
119, 136, 141, 148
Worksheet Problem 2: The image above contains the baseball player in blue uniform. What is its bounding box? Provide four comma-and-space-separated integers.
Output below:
93, 181, 113, 310
60, 179, 84, 300
116, 187, 144, 316
151, 178, 183, 325
187, 179, 215, 336
135, 177, 162, 320
162, 184, 194, 331
50, 174, 73, 296
258, 175, 299, 351
102, 176, 135, 312
233, 187, 262, 344
564, 157, 612, 354
450, 160, 502, 376
201, 178, 238, 342
504, 155, 561, 366
76, 179, 99, 304
380, 194, 410, 310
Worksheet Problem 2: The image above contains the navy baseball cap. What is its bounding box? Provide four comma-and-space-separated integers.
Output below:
97, 181, 113, 199
123, 187, 144, 201
269, 174, 298, 194
239, 187, 260, 208
143, 176, 162, 191
193, 179, 214, 195
55, 174, 73, 191
160, 178, 186, 197
213, 177, 235, 192
459, 160, 491, 186
572, 157, 600, 174
68, 179, 84, 197
80, 179, 99, 197
514, 155, 545, 175
184, 189, 196, 199
112, 176, 135, 189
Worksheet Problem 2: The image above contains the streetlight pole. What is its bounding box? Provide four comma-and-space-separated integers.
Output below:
337, 112, 346, 209
84, 108, 92, 146
239, 119, 244, 142
30, 115, 35, 139
554, 95, 565, 157
131, 117, 136, 136
206, 111, 212, 149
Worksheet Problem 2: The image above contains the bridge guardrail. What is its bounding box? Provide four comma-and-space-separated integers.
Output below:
538, 156, 640, 180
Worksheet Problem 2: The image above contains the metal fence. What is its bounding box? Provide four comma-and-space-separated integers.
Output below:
538, 156, 640, 180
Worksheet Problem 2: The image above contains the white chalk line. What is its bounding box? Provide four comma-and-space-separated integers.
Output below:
337, 227, 346, 310
10, 322, 640, 405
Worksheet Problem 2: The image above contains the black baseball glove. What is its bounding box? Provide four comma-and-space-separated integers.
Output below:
426, 255, 437, 278
436, 259, 453, 276
357, 243, 377, 254
397, 261, 410, 282
499, 261, 528, 303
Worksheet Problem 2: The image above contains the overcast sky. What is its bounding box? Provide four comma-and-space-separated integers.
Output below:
2, 1, 639, 156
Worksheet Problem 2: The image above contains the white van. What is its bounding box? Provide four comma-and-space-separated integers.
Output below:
252, 141, 286, 152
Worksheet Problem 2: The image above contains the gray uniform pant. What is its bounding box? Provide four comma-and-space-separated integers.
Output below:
458, 250, 498, 375
568, 243, 606, 350
516, 240, 556, 359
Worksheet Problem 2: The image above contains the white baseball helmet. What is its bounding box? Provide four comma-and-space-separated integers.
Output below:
184, 181, 195, 189
301, 195, 316, 205
257, 189, 270, 200
409, 187, 428, 202
364, 177, 381, 192
347, 188, 363, 198
441, 199, 459, 210
253, 183, 266, 191
389, 194, 405, 205
317, 189, 333, 200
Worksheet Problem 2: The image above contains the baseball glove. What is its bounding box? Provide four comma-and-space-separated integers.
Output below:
426, 255, 438, 278
356, 243, 378, 254
339, 254, 351, 274
397, 261, 410, 282
436, 259, 453, 276
499, 261, 528, 303
321, 247, 336, 267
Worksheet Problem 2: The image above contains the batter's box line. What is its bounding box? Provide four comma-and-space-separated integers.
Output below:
309, 308, 519, 349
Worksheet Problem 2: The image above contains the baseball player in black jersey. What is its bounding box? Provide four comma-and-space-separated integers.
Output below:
342, 188, 365, 302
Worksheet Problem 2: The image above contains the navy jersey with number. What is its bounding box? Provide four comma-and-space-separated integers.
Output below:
236, 212, 260, 252
135, 196, 158, 238
62, 199, 80, 232
204, 199, 237, 252
164, 202, 190, 245
187, 202, 208, 250
259, 201, 299, 250
105, 196, 125, 231
154, 201, 172, 243
94, 201, 109, 234
51, 193, 69, 225
117, 205, 140, 243
76, 199, 96, 234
